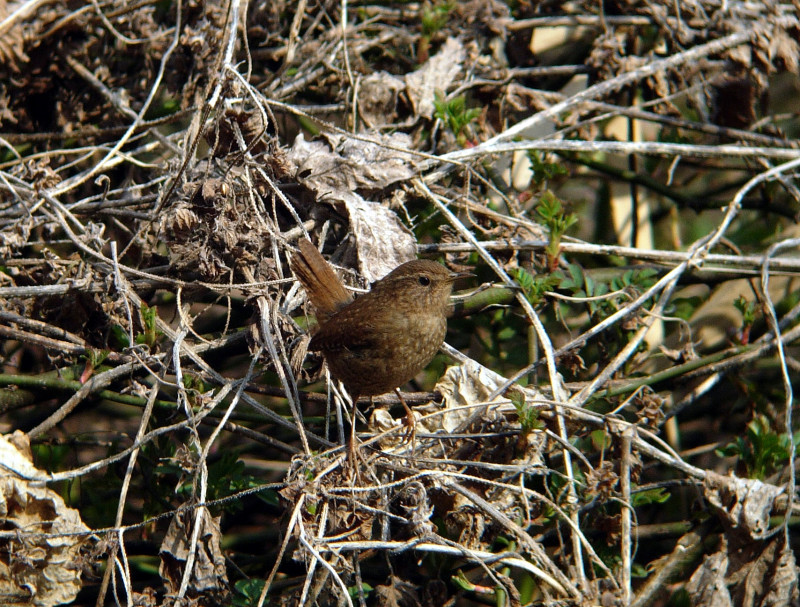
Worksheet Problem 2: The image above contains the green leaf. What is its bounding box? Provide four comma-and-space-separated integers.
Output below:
110, 324, 130, 348
527, 150, 568, 184
716, 414, 794, 479
631, 487, 670, 507
433, 90, 480, 143
734, 295, 757, 326
233, 578, 266, 606
590, 430, 611, 450
452, 570, 476, 591
560, 264, 584, 291
511, 391, 544, 434
348, 583, 373, 599
514, 267, 560, 306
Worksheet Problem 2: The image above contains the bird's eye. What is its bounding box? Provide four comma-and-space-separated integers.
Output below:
418, 275, 431, 286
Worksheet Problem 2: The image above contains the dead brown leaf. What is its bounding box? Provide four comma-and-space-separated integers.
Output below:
373, 575, 421, 607
703, 471, 783, 539
158, 508, 229, 603
405, 37, 466, 118
0, 431, 91, 607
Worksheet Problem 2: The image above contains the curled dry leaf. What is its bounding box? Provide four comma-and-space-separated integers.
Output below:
369, 407, 408, 450
289, 131, 416, 195
416, 358, 515, 433
204, 107, 268, 157
764, 549, 800, 606
686, 549, 732, 607
0, 431, 91, 607
287, 131, 418, 281
372, 574, 420, 607
0, 0, 30, 72
703, 471, 784, 539
445, 492, 487, 550
687, 536, 799, 607
584, 460, 619, 502
397, 481, 436, 537
158, 508, 229, 601
405, 37, 466, 118
358, 72, 405, 128
344, 193, 417, 283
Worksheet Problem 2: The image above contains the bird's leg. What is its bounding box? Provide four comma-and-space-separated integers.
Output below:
396, 388, 417, 452
348, 394, 359, 461
346, 393, 368, 481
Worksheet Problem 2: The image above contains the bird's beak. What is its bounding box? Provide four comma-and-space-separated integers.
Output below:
449, 271, 474, 281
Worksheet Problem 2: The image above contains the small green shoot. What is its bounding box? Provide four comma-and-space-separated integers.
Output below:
433, 90, 481, 146
527, 150, 568, 184
733, 295, 757, 344
716, 414, 800, 480
80, 348, 110, 383
135, 303, 162, 349
421, 0, 453, 37
535, 191, 577, 269
514, 267, 560, 307
232, 579, 266, 607
418, 1, 454, 62
451, 570, 478, 592
452, 569, 505, 601
348, 583, 373, 600
511, 391, 544, 435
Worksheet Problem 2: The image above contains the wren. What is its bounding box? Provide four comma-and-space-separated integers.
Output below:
290, 238, 468, 406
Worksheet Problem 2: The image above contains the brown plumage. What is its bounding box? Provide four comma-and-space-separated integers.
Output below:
290, 239, 468, 401
290, 238, 353, 323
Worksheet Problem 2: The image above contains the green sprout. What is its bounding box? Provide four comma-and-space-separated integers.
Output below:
527, 150, 568, 184
433, 90, 481, 146
418, 1, 455, 62
79, 348, 110, 383
135, 303, 162, 349
421, 0, 453, 37
514, 266, 560, 307
511, 391, 544, 435
717, 414, 800, 480
535, 191, 577, 270
733, 295, 758, 345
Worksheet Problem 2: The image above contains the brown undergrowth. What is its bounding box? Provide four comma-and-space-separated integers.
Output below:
1, 1, 800, 606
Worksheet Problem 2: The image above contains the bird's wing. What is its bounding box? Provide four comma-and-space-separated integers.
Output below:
308, 297, 388, 354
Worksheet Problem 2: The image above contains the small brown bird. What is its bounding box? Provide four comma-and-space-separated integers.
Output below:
290, 238, 469, 455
